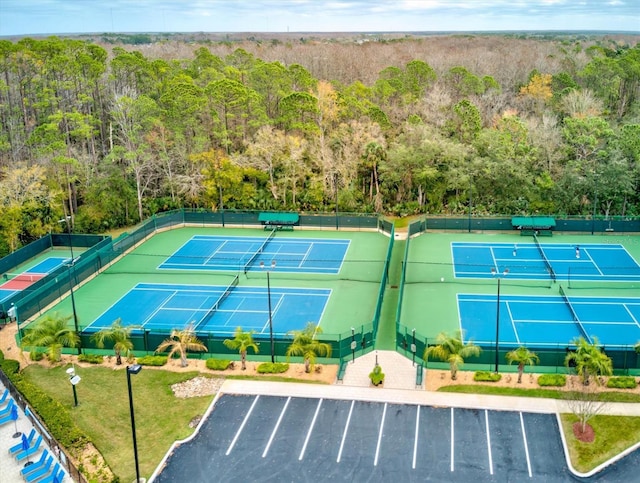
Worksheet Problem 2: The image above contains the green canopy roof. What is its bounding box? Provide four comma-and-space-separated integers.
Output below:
511, 216, 556, 229
258, 212, 300, 224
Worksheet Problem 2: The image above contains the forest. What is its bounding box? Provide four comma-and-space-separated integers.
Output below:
0, 33, 638, 255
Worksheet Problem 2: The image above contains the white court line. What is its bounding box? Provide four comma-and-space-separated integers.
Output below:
337, 400, 355, 463
485, 410, 494, 475
226, 395, 260, 455
262, 396, 291, 458
299, 399, 323, 461
374, 403, 387, 466
520, 412, 533, 478
450, 407, 455, 472
412, 406, 420, 470
506, 301, 521, 345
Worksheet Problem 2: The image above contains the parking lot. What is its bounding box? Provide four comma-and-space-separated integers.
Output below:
154, 394, 576, 482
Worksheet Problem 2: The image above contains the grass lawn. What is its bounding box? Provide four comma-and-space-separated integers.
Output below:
23, 364, 214, 482
560, 414, 640, 473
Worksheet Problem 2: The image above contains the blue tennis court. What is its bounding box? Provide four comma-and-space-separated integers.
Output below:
84, 282, 330, 336
452, 241, 640, 281
0, 257, 69, 302
159, 235, 350, 274
458, 293, 640, 348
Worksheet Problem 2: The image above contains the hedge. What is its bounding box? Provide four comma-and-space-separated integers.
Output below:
538, 374, 567, 387
606, 376, 637, 389
136, 355, 168, 366
205, 359, 231, 370
256, 362, 289, 374
78, 354, 104, 364
474, 371, 502, 382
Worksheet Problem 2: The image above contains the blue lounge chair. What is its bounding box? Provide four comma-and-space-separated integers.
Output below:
15, 434, 43, 462
23, 456, 55, 483
0, 399, 16, 424
0, 388, 8, 406
10, 428, 36, 454
21, 451, 52, 479
39, 465, 64, 483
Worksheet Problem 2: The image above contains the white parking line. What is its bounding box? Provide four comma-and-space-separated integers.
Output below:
485, 410, 494, 475
450, 407, 455, 472
520, 412, 533, 478
262, 396, 291, 458
374, 403, 387, 466
299, 399, 323, 461
337, 400, 355, 463
226, 395, 259, 455
412, 406, 420, 470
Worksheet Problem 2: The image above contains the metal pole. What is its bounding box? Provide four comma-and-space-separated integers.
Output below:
267, 271, 274, 363
591, 174, 598, 235
334, 172, 339, 231
468, 177, 472, 233
127, 365, 142, 483
495, 278, 501, 373
351, 327, 355, 363
72, 384, 78, 407
64, 219, 81, 355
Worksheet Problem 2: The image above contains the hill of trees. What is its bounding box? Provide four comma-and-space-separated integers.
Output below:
0, 33, 638, 255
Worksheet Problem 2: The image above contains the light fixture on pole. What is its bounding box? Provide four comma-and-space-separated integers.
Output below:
66, 367, 81, 407
260, 260, 276, 363
127, 364, 142, 483
58, 217, 81, 355
491, 267, 509, 373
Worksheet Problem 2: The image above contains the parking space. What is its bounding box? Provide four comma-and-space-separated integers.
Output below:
153, 394, 586, 482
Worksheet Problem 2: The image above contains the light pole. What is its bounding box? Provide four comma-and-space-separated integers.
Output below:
66, 367, 81, 407
491, 267, 509, 373
260, 260, 276, 363
59, 217, 81, 355
127, 364, 142, 483
351, 327, 355, 363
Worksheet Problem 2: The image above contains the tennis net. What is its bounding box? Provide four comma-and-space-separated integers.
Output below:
243, 229, 277, 274
533, 234, 556, 282
195, 275, 239, 330
559, 285, 591, 343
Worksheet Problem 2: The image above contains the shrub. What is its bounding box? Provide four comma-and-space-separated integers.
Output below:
369, 364, 385, 386
474, 371, 502, 382
78, 354, 104, 364
205, 358, 231, 371
607, 376, 637, 389
0, 349, 4, 361
136, 355, 168, 366
256, 362, 289, 374
0, 358, 20, 375
29, 351, 44, 361
538, 374, 567, 387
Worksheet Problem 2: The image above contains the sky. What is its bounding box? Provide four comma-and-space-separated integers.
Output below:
0, 0, 638, 37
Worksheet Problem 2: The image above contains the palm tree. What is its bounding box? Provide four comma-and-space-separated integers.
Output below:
90, 318, 135, 365
506, 346, 539, 383
155, 323, 207, 367
21, 312, 79, 363
565, 337, 613, 385
286, 323, 332, 373
424, 331, 480, 380
223, 327, 259, 370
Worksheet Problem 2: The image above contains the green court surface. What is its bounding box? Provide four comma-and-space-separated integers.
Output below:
400, 232, 640, 342
41, 227, 390, 338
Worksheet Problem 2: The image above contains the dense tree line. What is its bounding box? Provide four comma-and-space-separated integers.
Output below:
0, 34, 638, 255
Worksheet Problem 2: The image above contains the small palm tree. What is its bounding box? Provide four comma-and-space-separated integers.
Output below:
155, 323, 207, 367
21, 312, 79, 363
635, 341, 640, 354
424, 331, 480, 380
223, 327, 259, 370
506, 346, 539, 383
91, 319, 135, 365
286, 323, 332, 373
565, 336, 613, 385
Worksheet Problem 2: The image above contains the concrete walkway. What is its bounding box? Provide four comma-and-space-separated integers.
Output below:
340, 350, 420, 390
